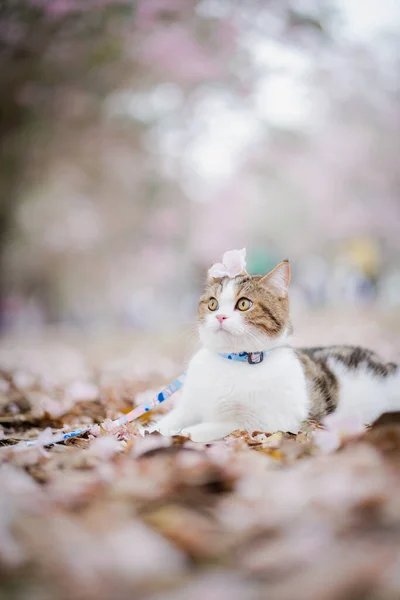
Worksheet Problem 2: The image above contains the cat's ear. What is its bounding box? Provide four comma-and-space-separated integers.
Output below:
259, 260, 291, 298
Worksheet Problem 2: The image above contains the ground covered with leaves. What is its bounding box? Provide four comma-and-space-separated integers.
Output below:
1, 311, 400, 600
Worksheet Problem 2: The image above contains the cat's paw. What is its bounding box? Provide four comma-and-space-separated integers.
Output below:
154, 420, 181, 437
180, 427, 214, 443
156, 425, 179, 437
180, 427, 198, 441
181, 422, 238, 443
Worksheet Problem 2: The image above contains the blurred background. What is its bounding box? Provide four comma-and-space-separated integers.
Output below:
1, 7, 400, 598
1, 0, 399, 335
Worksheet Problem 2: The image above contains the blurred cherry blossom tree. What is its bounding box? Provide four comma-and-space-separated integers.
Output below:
1, 0, 398, 328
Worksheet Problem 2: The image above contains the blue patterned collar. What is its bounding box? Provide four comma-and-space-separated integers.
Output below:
218, 351, 267, 365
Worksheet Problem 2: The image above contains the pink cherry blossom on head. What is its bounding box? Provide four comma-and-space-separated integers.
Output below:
208, 248, 247, 279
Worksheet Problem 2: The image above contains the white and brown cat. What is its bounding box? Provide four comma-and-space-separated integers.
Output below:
157, 250, 399, 443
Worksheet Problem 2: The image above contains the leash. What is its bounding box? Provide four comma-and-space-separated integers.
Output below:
18, 372, 187, 449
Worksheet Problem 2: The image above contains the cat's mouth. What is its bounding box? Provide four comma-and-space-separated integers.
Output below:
215, 321, 230, 333
213, 324, 235, 337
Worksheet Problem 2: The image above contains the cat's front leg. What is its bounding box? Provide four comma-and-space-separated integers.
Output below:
181, 421, 239, 443
156, 350, 206, 436
155, 407, 197, 436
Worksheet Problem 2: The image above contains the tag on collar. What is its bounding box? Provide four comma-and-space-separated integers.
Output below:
247, 352, 264, 364
218, 351, 266, 364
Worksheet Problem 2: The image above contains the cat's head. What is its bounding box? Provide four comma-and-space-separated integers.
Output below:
198, 260, 291, 353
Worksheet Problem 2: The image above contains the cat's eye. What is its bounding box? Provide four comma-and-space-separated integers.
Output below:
208, 297, 219, 311
236, 297, 252, 311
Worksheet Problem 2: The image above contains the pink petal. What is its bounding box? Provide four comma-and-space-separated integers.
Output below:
323, 413, 365, 437
222, 248, 247, 278
313, 429, 340, 453
208, 263, 229, 278
140, 26, 220, 84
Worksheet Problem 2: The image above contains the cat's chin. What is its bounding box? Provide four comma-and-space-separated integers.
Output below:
198, 328, 273, 354
198, 324, 291, 354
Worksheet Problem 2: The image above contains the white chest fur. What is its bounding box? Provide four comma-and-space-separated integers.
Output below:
180, 347, 309, 434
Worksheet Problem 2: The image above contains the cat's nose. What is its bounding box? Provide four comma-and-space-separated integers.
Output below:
216, 314, 228, 323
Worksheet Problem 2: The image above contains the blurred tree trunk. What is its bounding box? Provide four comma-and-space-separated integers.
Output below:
0, 141, 21, 329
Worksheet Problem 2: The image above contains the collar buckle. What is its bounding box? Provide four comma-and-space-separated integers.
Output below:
247, 352, 264, 364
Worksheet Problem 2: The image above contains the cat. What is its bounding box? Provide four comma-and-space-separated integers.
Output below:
156, 256, 399, 443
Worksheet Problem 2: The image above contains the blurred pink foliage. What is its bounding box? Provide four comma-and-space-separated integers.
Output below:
29, 0, 126, 16
1, 0, 400, 329
136, 0, 190, 30
140, 25, 221, 83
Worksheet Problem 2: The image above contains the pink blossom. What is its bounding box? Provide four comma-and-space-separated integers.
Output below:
90, 424, 101, 436
209, 248, 247, 279
29, 0, 125, 16
313, 414, 365, 453
324, 413, 366, 435
37, 427, 65, 446
131, 434, 172, 458
0, 379, 9, 393
140, 26, 220, 84
313, 428, 341, 453
65, 381, 99, 402
136, 0, 189, 29
87, 436, 121, 460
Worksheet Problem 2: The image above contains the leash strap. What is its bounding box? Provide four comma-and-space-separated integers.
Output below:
23, 372, 187, 448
